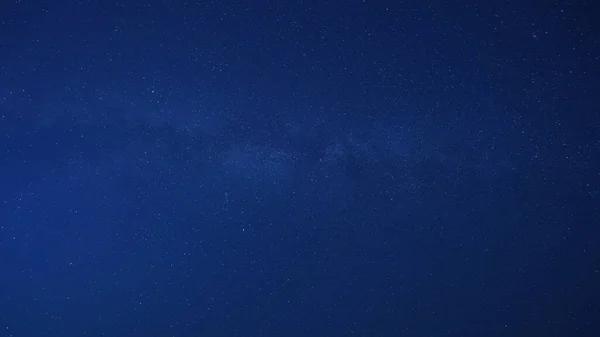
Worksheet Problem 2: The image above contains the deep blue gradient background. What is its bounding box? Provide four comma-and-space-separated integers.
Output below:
1, 0, 599, 336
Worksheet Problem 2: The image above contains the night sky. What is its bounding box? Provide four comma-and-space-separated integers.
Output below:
1, 0, 599, 336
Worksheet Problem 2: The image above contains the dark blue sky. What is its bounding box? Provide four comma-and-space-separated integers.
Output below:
1, 0, 598, 336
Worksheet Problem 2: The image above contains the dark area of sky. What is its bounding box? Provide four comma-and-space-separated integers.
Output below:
0, 0, 598, 336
